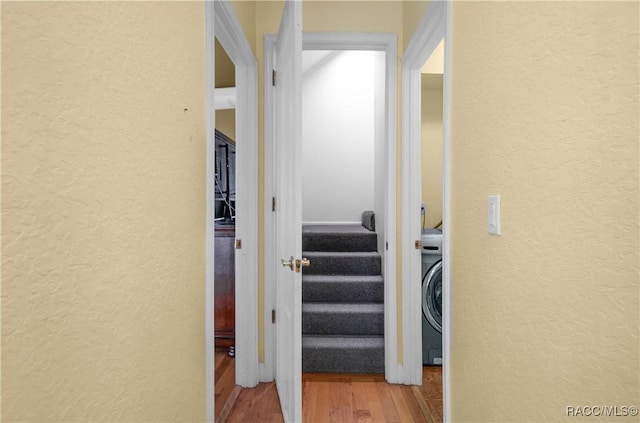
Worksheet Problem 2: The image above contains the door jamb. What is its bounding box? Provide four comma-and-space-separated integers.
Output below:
262, 34, 277, 382
205, 1, 215, 421
400, 1, 451, 420
263, 32, 399, 383
213, 0, 260, 389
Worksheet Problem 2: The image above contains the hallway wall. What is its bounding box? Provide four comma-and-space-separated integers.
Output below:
421, 74, 443, 229
302, 50, 380, 223
449, 2, 639, 421
1, 2, 207, 420
3, 3, 632, 422
216, 109, 236, 141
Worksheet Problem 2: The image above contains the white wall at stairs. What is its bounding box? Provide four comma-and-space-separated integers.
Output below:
302, 50, 383, 223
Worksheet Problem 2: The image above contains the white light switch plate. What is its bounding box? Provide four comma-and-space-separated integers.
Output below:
488, 195, 501, 235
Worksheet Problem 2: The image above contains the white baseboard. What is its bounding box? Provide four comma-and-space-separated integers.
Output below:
258, 363, 274, 383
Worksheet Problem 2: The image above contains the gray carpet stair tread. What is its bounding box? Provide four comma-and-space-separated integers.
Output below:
302, 335, 385, 373
302, 275, 384, 303
302, 275, 383, 283
302, 335, 384, 349
302, 303, 384, 335
302, 252, 381, 276
302, 225, 378, 252
304, 251, 379, 258
303, 224, 372, 234
302, 303, 383, 313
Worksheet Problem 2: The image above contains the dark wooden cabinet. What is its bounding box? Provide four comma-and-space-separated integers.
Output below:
214, 226, 235, 352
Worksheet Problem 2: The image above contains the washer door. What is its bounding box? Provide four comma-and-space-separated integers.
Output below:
422, 259, 443, 333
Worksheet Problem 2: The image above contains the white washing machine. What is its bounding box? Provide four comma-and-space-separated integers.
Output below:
421, 229, 443, 366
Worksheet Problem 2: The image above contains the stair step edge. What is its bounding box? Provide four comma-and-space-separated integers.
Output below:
303, 251, 380, 257
302, 275, 383, 282
302, 335, 384, 348
302, 303, 384, 312
302, 224, 373, 234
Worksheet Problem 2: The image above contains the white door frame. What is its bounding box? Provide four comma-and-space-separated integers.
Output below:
400, 0, 452, 421
262, 33, 278, 383
205, 2, 215, 421
263, 32, 399, 383
207, 0, 260, 406
213, 0, 260, 390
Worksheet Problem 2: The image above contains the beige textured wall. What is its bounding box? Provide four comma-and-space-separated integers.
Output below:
231, 0, 257, 57
303, 1, 403, 33
421, 74, 443, 229
215, 38, 235, 88
402, 0, 429, 52
216, 109, 236, 142
1, 2, 207, 421
449, 2, 639, 421
0, 4, 3, 418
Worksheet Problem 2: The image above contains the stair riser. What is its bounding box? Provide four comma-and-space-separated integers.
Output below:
303, 233, 377, 252
303, 255, 381, 276
303, 346, 384, 373
303, 311, 384, 335
303, 281, 383, 303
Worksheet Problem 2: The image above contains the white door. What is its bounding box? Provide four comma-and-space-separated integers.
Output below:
273, 1, 303, 422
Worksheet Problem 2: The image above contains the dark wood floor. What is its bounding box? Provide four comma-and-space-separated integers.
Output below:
215, 348, 443, 422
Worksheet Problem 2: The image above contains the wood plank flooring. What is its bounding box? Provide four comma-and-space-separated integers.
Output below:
215, 349, 443, 423
215, 347, 242, 422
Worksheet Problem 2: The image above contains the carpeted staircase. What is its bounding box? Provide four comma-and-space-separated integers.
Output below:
302, 223, 384, 373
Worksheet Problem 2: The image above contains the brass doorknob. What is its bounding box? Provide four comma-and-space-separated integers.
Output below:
295, 257, 311, 272
281, 256, 294, 271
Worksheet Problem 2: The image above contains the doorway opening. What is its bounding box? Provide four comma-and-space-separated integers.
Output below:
418, 38, 445, 421
263, 32, 399, 394
400, 0, 451, 419
300, 49, 387, 375
206, 4, 260, 421
213, 36, 240, 422
301, 50, 382, 226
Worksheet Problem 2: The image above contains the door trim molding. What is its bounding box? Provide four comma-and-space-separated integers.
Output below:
263, 31, 398, 383
261, 34, 277, 382
400, 1, 451, 421
205, 1, 215, 421
443, 6, 453, 420
214, 0, 259, 388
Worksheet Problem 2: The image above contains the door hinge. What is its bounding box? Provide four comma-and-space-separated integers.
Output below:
272, 69, 277, 86
385, 241, 389, 251
272, 196, 276, 212
415, 240, 422, 250
271, 309, 276, 324
235, 239, 242, 249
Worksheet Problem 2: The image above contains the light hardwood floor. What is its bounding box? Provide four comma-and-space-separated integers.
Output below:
215, 348, 443, 423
